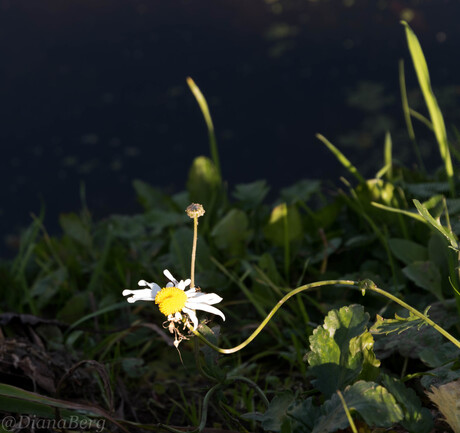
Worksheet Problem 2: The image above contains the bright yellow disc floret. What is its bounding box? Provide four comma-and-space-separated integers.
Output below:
155, 287, 188, 316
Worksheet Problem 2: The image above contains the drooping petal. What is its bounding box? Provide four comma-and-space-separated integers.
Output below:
185, 301, 226, 321
122, 288, 154, 303
163, 269, 179, 286
186, 292, 223, 305
137, 280, 161, 297
182, 306, 199, 329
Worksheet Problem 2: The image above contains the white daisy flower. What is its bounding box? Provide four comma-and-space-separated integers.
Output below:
122, 269, 225, 330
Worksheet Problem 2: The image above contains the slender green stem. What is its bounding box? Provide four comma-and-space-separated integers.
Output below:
188, 280, 359, 354
191, 217, 198, 288
337, 390, 358, 433
189, 279, 460, 354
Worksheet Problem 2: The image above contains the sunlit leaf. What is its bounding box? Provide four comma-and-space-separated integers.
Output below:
307, 305, 380, 398
264, 203, 303, 247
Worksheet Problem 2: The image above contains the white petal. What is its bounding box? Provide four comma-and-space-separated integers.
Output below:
138, 280, 153, 288
122, 288, 154, 303
184, 302, 225, 321
163, 269, 178, 285
178, 279, 191, 290
182, 307, 198, 329
186, 292, 223, 305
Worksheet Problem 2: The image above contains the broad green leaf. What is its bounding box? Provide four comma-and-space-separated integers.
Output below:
419, 342, 460, 368
211, 209, 252, 257
402, 21, 455, 196
421, 361, 460, 389
107, 214, 146, 239
56, 292, 88, 323
382, 374, 433, 433
388, 238, 428, 265
30, 268, 68, 309
281, 179, 321, 205
186, 156, 221, 208
233, 180, 270, 208
132, 179, 169, 211
307, 305, 380, 398
286, 397, 320, 432
402, 261, 443, 300
243, 391, 295, 432
59, 213, 92, 247
312, 381, 404, 433
258, 253, 285, 287
264, 203, 303, 247
144, 210, 188, 235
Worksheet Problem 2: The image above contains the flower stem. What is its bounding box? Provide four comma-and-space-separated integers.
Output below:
191, 216, 198, 288
188, 279, 358, 354
189, 279, 460, 354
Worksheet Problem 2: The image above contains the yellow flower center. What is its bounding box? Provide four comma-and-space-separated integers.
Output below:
154, 287, 187, 316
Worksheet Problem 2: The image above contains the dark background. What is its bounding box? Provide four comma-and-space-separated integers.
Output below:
1, 0, 459, 255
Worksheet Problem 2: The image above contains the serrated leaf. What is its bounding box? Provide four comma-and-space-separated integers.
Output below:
312, 381, 404, 433
388, 238, 428, 265
370, 310, 429, 336
402, 261, 443, 300
307, 305, 380, 398
211, 209, 252, 257
382, 374, 433, 433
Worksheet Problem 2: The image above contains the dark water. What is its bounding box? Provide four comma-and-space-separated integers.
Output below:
1, 0, 460, 255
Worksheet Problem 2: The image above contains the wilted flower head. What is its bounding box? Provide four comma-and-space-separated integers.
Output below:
122, 269, 225, 331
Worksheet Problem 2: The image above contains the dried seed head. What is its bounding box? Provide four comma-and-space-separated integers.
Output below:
186, 203, 205, 219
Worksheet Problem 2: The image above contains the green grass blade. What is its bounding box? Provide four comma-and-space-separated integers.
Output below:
371, 202, 425, 223
399, 59, 425, 171
409, 108, 433, 131
402, 21, 455, 196
186, 77, 222, 183
316, 134, 365, 183
384, 131, 393, 181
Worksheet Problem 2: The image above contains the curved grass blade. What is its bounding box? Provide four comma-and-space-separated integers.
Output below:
316, 134, 365, 184
401, 21, 455, 196
186, 77, 222, 184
